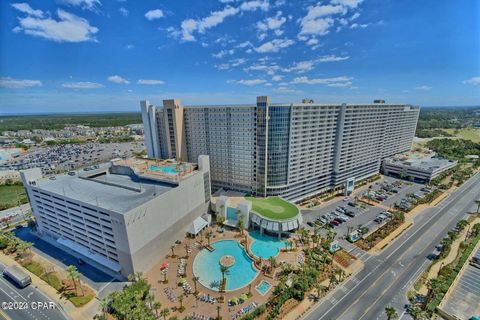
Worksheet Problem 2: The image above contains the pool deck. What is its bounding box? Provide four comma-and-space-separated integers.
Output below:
145, 228, 300, 320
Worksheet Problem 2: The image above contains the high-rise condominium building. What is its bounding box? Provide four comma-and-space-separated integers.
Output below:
141, 97, 419, 202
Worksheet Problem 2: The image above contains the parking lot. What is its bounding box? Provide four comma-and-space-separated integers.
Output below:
301, 177, 427, 242
441, 247, 480, 319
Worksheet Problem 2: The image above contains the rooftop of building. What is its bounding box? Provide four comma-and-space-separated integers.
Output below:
244, 196, 300, 221
384, 154, 457, 172
35, 165, 175, 213
111, 157, 198, 183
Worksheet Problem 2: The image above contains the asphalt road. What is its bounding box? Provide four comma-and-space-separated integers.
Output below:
302, 173, 480, 320
0, 264, 68, 320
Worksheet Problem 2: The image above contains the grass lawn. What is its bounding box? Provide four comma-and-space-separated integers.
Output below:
69, 294, 94, 307
443, 128, 480, 143
245, 196, 299, 220
0, 184, 28, 210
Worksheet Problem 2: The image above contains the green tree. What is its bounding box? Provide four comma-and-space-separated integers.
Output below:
216, 305, 222, 320
160, 308, 170, 320
385, 306, 398, 320
192, 276, 199, 294
66, 265, 80, 296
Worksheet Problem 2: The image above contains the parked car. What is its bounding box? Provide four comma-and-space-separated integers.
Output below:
307, 221, 315, 227
348, 202, 356, 207
345, 211, 355, 218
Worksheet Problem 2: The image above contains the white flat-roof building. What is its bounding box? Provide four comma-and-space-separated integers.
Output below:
21, 156, 211, 278
382, 155, 457, 182
142, 96, 419, 202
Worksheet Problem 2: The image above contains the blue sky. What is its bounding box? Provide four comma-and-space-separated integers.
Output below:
0, 0, 479, 114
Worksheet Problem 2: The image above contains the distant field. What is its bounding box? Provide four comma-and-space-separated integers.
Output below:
0, 184, 28, 210
443, 128, 480, 143
0, 112, 142, 131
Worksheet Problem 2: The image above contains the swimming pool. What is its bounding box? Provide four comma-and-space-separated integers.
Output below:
149, 165, 179, 174
256, 280, 272, 296
193, 240, 258, 291
249, 231, 286, 259
226, 207, 238, 221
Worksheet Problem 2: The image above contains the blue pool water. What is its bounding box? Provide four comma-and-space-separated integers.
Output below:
249, 231, 286, 259
226, 207, 238, 221
193, 240, 258, 291
256, 280, 272, 296
149, 165, 178, 174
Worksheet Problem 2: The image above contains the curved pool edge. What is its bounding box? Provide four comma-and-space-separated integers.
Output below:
192, 239, 260, 292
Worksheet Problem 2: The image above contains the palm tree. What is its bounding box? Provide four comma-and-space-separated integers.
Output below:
385, 306, 398, 320
315, 284, 326, 299
66, 265, 79, 295
152, 302, 161, 319
170, 245, 176, 258
206, 230, 213, 246
475, 199, 480, 213
178, 294, 184, 311
217, 214, 225, 227
160, 308, 170, 320
248, 283, 252, 296
99, 298, 108, 319
268, 256, 277, 270
184, 243, 189, 258
192, 276, 199, 294
409, 305, 423, 320
219, 264, 230, 290
426, 278, 441, 305
237, 218, 244, 235
216, 305, 222, 320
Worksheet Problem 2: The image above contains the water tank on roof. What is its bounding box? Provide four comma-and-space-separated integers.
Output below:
374, 99, 386, 104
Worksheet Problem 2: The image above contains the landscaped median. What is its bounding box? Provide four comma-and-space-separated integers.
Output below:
408, 219, 480, 318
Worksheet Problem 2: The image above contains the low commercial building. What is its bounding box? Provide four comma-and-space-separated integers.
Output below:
382, 155, 457, 182
21, 155, 211, 278
214, 193, 302, 238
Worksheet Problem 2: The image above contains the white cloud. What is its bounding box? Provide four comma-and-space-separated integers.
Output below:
331, 0, 364, 9
272, 75, 283, 81
350, 12, 360, 21
415, 85, 432, 91
240, 1, 269, 11
292, 76, 353, 85
212, 49, 235, 58
274, 86, 296, 93
145, 9, 164, 21
236, 41, 252, 48
137, 79, 165, 85
318, 54, 349, 62
244, 63, 280, 75
216, 58, 247, 70
350, 23, 368, 29
177, 6, 239, 41
62, 81, 103, 89
11, 7, 98, 43
61, 0, 102, 12
107, 75, 130, 84
11, 3, 43, 18
125, 44, 134, 49
283, 60, 315, 73
119, 7, 129, 17
0, 77, 42, 89
174, 2, 269, 42
257, 11, 286, 31
462, 76, 480, 86
255, 38, 294, 53
233, 79, 267, 85
299, 1, 363, 39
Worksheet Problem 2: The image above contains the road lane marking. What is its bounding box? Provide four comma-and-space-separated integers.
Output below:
302, 174, 480, 320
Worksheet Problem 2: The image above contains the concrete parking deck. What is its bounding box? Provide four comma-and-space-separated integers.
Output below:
439, 244, 480, 320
